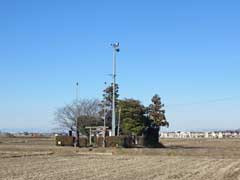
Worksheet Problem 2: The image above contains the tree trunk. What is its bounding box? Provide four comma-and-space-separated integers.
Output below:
143, 126, 160, 147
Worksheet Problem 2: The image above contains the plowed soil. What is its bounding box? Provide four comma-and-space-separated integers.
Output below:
1, 137, 240, 180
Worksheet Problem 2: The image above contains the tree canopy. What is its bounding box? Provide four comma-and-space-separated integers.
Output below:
55, 93, 169, 137
54, 99, 102, 134
148, 94, 169, 128
118, 95, 169, 136
100, 83, 119, 128
118, 99, 147, 135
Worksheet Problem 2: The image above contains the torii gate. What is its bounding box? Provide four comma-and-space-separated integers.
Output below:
85, 126, 109, 147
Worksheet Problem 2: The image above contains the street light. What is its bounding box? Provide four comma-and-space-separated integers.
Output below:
111, 42, 120, 136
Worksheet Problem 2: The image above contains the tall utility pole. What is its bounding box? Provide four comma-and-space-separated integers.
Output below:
111, 42, 120, 136
103, 82, 107, 147
75, 82, 79, 147
117, 107, 121, 136
103, 101, 106, 147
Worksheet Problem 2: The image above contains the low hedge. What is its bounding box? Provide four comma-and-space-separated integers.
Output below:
95, 136, 134, 148
79, 137, 88, 147
55, 136, 74, 146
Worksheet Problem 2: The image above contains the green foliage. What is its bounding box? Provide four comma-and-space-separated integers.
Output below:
102, 83, 119, 108
99, 86, 169, 138
148, 94, 169, 127
119, 99, 146, 135
100, 83, 120, 128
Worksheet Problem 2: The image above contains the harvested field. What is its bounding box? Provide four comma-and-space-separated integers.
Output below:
0, 137, 240, 180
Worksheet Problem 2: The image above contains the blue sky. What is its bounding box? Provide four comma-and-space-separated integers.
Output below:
0, 0, 240, 132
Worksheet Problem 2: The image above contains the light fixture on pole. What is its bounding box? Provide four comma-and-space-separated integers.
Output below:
111, 42, 120, 136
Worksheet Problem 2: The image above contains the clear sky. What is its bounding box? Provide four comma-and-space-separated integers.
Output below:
0, 0, 240, 132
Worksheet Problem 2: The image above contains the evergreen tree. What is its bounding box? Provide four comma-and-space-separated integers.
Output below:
143, 94, 169, 147
100, 83, 119, 128
102, 83, 119, 108
119, 99, 147, 135
148, 94, 169, 128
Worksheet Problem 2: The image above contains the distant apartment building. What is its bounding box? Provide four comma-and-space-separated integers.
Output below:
160, 131, 240, 139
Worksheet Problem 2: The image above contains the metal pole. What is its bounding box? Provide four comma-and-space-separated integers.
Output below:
112, 50, 116, 136
111, 42, 119, 137
103, 82, 107, 147
118, 107, 121, 136
103, 105, 106, 147
75, 82, 79, 147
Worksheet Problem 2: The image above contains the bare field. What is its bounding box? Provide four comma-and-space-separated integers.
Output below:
1, 137, 240, 180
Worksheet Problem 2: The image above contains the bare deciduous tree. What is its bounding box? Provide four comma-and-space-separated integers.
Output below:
54, 99, 102, 133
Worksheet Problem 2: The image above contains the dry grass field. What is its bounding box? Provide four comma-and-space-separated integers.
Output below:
1, 137, 240, 180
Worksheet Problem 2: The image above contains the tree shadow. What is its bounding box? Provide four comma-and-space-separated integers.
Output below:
165, 145, 207, 150
132, 142, 166, 148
